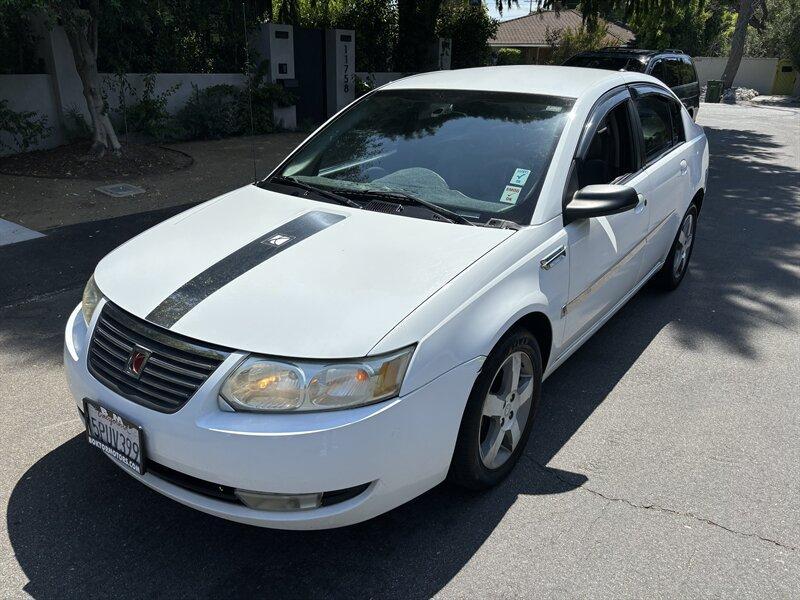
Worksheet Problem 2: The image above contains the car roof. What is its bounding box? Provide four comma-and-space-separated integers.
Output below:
381, 65, 625, 98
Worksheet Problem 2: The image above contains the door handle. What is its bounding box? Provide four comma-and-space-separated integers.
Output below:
540, 246, 567, 270
635, 194, 648, 214
680, 159, 688, 174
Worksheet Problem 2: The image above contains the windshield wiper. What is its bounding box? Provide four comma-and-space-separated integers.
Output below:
266, 176, 362, 209
357, 189, 475, 226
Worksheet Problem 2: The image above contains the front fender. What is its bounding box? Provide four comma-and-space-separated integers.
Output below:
373, 221, 569, 395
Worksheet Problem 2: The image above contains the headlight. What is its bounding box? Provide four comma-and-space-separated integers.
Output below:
220, 346, 414, 412
220, 359, 306, 411
81, 275, 103, 325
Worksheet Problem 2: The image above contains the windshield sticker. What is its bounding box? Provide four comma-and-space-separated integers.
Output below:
546, 105, 563, 112
500, 185, 523, 205
509, 168, 531, 187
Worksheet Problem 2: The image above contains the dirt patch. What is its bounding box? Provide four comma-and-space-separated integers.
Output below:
0, 141, 193, 180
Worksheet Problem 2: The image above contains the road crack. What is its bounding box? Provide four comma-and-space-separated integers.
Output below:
524, 455, 798, 553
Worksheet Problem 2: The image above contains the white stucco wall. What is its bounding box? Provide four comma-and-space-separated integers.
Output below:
1, 72, 247, 155
692, 57, 778, 93
101, 73, 246, 115
0, 74, 63, 155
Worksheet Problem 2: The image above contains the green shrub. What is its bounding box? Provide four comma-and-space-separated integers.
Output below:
496, 48, 523, 65
63, 105, 92, 143
544, 25, 614, 65
437, 3, 498, 69
354, 74, 375, 98
128, 74, 181, 141
105, 73, 181, 141
0, 99, 51, 152
240, 60, 295, 134
177, 84, 241, 140
177, 62, 295, 141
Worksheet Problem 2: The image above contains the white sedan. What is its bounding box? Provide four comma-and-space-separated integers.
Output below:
64, 66, 708, 529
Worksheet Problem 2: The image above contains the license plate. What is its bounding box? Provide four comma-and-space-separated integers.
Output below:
84, 399, 146, 475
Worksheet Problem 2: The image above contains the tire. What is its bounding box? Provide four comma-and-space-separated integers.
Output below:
448, 329, 543, 490
653, 203, 698, 290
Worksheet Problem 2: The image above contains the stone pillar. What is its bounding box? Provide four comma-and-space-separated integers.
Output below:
251, 23, 297, 130
325, 29, 355, 117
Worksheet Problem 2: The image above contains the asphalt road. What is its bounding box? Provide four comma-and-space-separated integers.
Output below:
1, 103, 799, 599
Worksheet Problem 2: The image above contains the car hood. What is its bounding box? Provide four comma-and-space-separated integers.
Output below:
95, 185, 513, 358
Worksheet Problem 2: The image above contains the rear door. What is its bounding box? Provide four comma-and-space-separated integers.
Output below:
561, 88, 650, 346
629, 85, 693, 273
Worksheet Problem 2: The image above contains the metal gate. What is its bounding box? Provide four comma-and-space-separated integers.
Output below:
293, 28, 327, 126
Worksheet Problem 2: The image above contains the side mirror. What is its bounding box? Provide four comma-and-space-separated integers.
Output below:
563, 184, 639, 225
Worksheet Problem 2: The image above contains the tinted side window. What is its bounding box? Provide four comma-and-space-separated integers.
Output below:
683, 59, 698, 84
650, 60, 667, 84
635, 95, 674, 161
578, 102, 637, 187
669, 97, 685, 144
666, 59, 684, 86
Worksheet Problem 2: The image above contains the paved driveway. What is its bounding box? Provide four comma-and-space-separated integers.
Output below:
1, 103, 798, 598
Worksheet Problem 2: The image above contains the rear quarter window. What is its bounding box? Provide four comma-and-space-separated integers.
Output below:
634, 95, 674, 161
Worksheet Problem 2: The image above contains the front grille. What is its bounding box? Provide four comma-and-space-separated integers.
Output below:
88, 302, 230, 413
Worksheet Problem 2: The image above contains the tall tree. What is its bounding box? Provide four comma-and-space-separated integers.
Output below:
395, 0, 443, 71
437, 1, 498, 68
629, 0, 735, 57
721, 0, 767, 89
395, 1, 517, 72
59, 0, 122, 156
6, 0, 129, 156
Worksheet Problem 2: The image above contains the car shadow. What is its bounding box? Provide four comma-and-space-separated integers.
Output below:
5, 122, 799, 598
3, 292, 650, 599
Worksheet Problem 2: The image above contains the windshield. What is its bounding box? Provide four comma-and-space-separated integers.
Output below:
275, 89, 574, 225
564, 55, 647, 72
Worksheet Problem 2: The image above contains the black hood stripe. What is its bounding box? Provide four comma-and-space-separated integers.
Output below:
146, 210, 346, 328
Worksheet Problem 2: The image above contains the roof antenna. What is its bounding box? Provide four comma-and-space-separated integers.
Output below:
242, 2, 258, 184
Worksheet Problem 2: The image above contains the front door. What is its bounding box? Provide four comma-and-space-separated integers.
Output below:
562, 91, 650, 346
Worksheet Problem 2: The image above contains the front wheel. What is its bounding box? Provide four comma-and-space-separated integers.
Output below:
448, 330, 542, 490
653, 204, 698, 290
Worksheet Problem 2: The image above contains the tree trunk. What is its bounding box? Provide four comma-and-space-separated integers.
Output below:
63, 14, 121, 156
721, 0, 754, 90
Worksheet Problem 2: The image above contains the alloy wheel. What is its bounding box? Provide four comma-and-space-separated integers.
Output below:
478, 351, 534, 469
673, 213, 694, 278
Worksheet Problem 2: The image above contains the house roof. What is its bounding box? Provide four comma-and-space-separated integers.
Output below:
489, 9, 635, 48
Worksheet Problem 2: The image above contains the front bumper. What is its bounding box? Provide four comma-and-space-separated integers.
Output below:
65, 303, 481, 529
